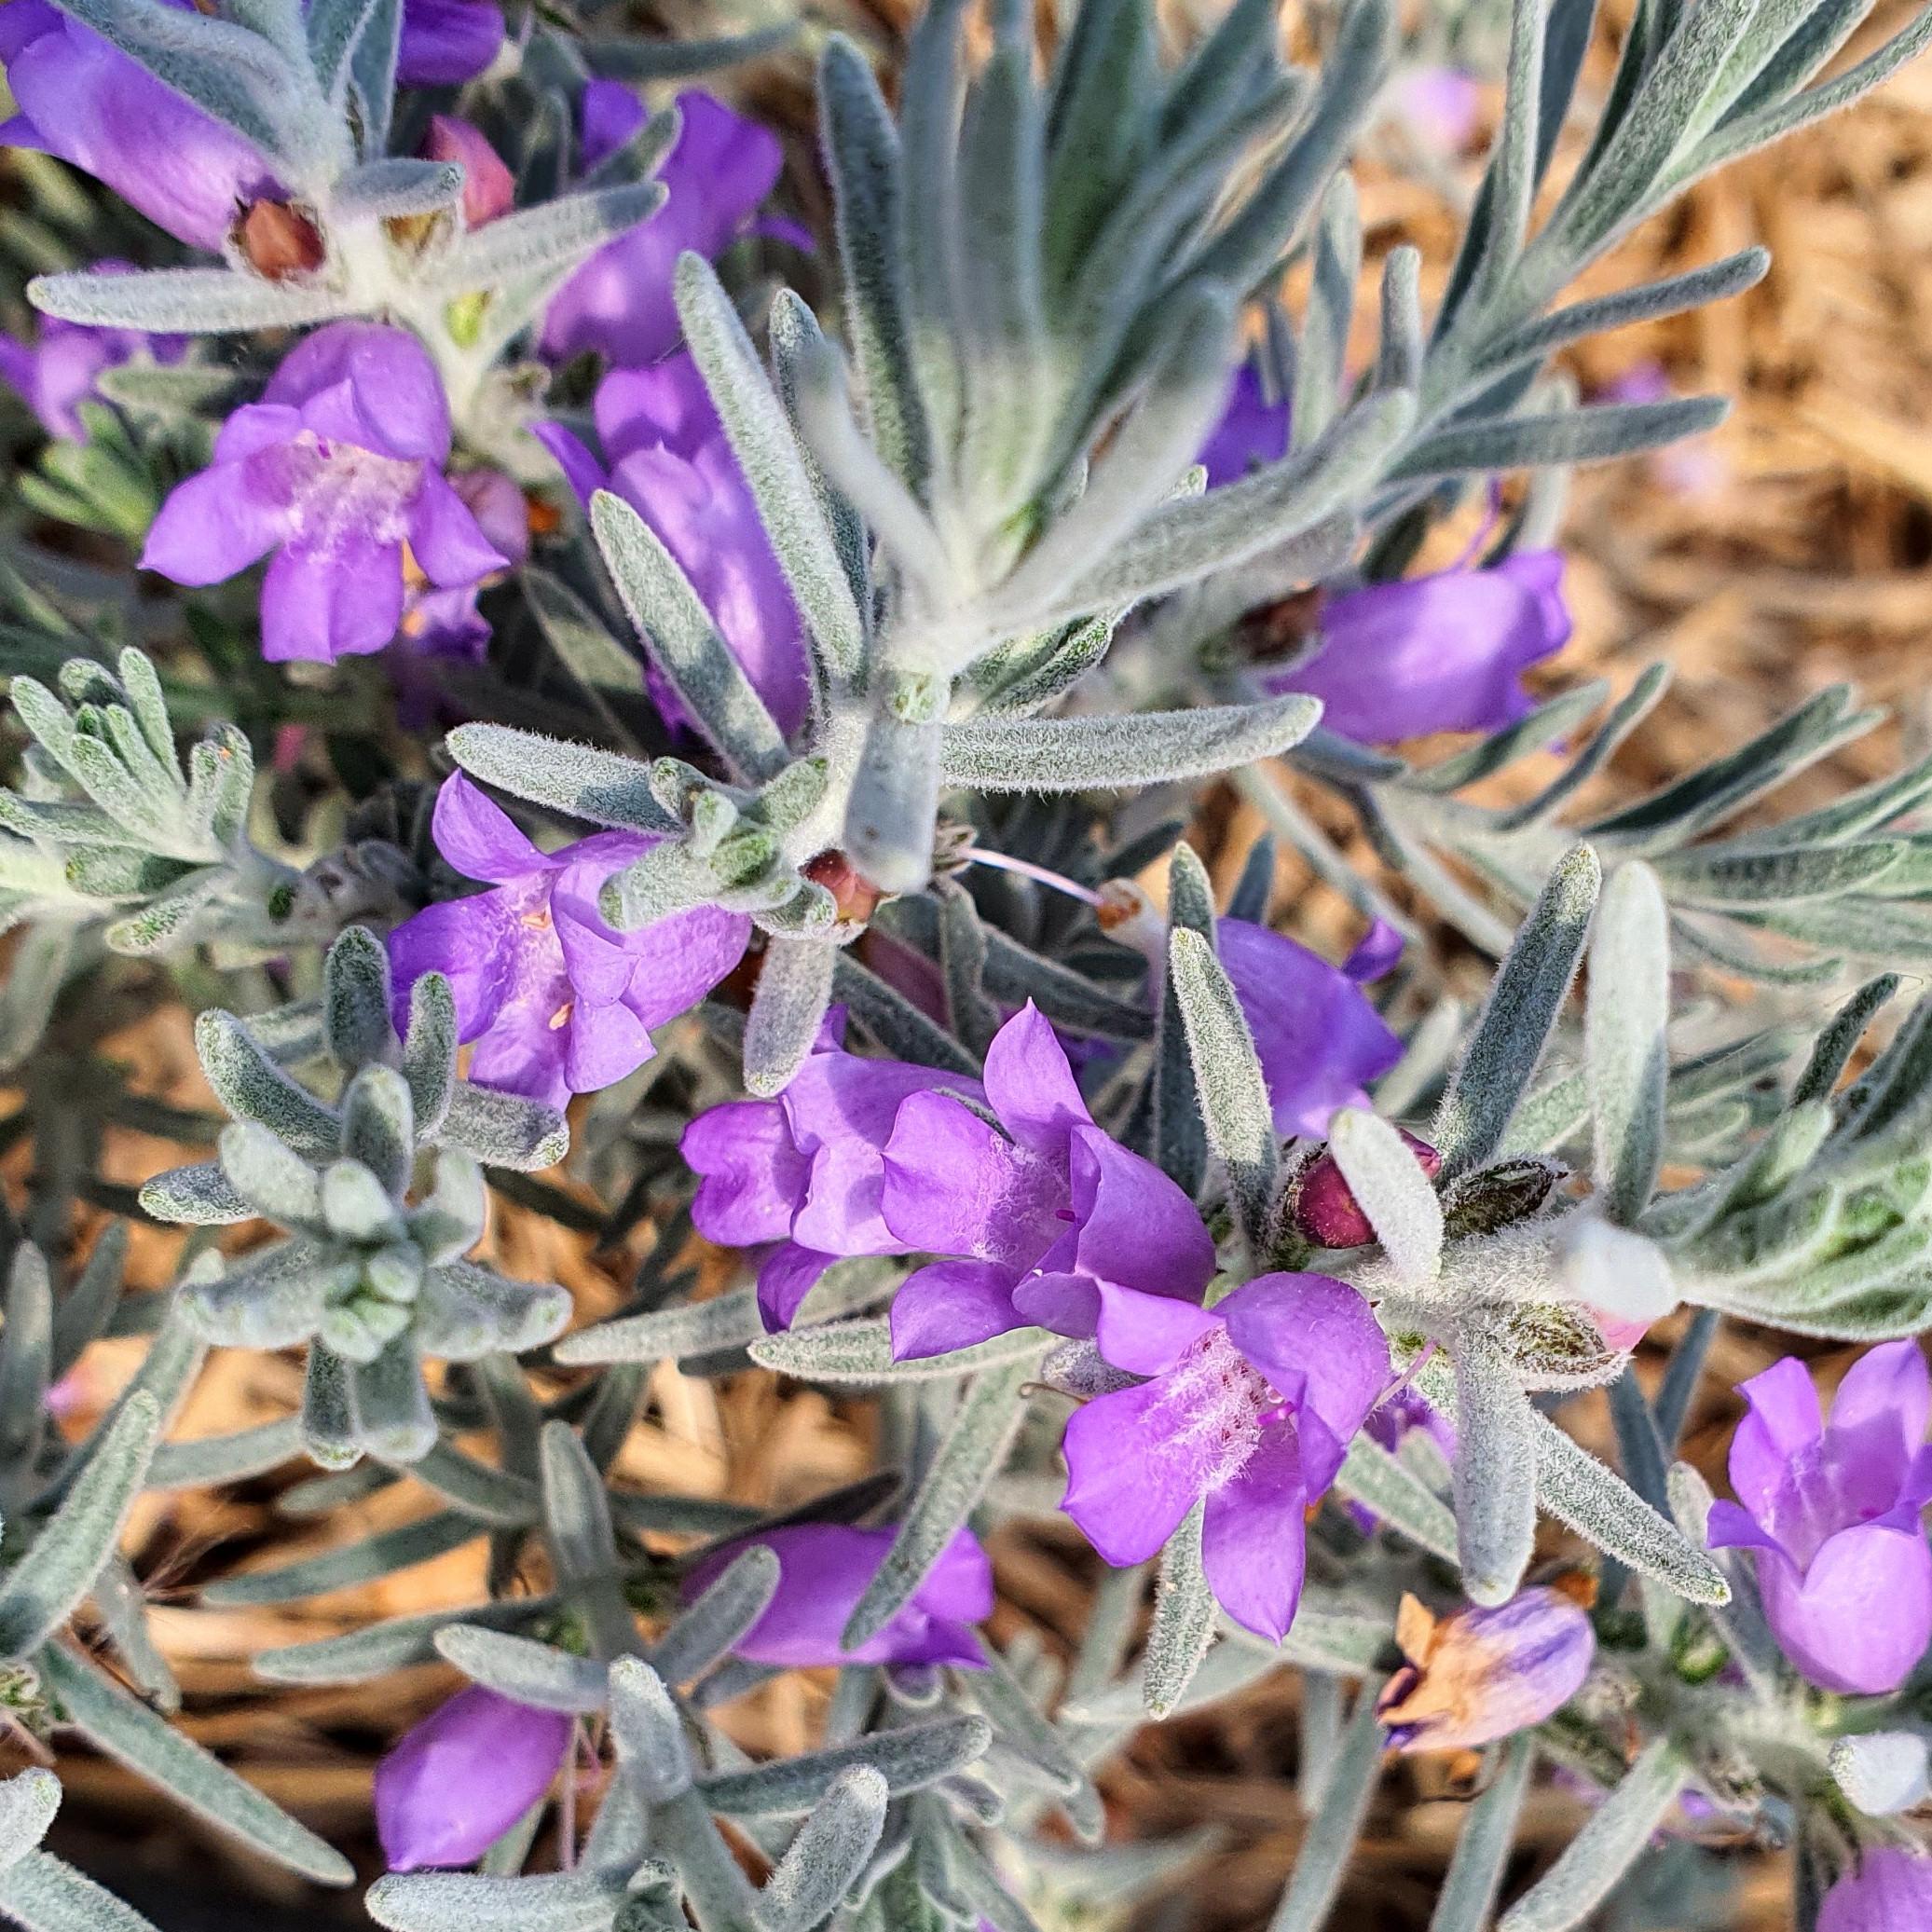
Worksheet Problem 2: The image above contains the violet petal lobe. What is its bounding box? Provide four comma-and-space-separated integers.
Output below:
374, 1686, 571, 1872
1819, 1848, 1932, 1932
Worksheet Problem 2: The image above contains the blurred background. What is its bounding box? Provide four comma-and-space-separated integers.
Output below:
6, 0, 1932, 1924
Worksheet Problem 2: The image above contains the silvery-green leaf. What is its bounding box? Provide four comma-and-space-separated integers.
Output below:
1452, 1339, 1538, 1607
196, 1008, 340, 1156
1434, 846, 1600, 1182
201, 1509, 481, 1605
1292, 173, 1361, 446
367, 1867, 633, 1932
399, 1437, 537, 1526
699, 1717, 992, 1818
842, 1361, 1034, 1650
832, 954, 983, 1076
1334, 1436, 1459, 1563
1266, 1688, 1385, 1932
29, 267, 354, 336
1391, 397, 1729, 481
349, 1345, 435, 1464
1144, 1500, 1214, 1720
745, 936, 839, 1100
1170, 927, 1276, 1258
434, 183, 665, 292
0, 1247, 53, 1472
330, 158, 463, 221
438, 1080, 569, 1172
820, 34, 930, 498
416, 1263, 569, 1363
748, 1320, 1048, 1385
843, 708, 942, 897
254, 1595, 559, 1683
322, 925, 399, 1075
591, 491, 790, 783
0, 1771, 59, 1872
1497, 1739, 1686, 1932
939, 693, 1322, 793
148, 1417, 305, 1489
1429, 1738, 1534, 1932
677, 253, 869, 689
1584, 861, 1670, 1223
0, 1848, 165, 1931
1532, 1411, 1729, 1602
444, 724, 675, 833
1793, 974, 1901, 1106
752, 1767, 888, 1932
37, 1644, 351, 1883
607, 1655, 691, 1800
436, 1626, 608, 1712
651, 1545, 782, 1684
0, 1391, 158, 1656
1327, 1106, 1443, 1285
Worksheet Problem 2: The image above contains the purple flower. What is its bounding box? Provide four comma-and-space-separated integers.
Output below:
386, 774, 751, 1109
1376, 1586, 1594, 1751
0, 264, 181, 441
374, 1686, 572, 1871
682, 1011, 986, 1330
399, 467, 529, 664
1820, 1849, 1932, 1932
1392, 67, 1484, 153
580, 77, 647, 171
1062, 1271, 1390, 1641
535, 352, 810, 737
396, 0, 504, 86
541, 89, 783, 368
684, 1523, 993, 1669
0, 0, 282, 252
141, 322, 507, 665
1217, 917, 1404, 1138
882, 1004, 1216, 1362
1706, 1342, 1932, 1695
1198, 363, 1289, 487
1266, 553, 1573, 744
422, 116, 515, 228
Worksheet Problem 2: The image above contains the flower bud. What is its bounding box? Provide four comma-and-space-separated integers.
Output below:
234, 199, 325, 281
424, 116, 515, 228
1295, 1131, 1441, 1248
374, 1686, 572, 1871
804, 849, 885, 926
1376, 1587, 1595, 1752
1556, 1215, 1679, 1345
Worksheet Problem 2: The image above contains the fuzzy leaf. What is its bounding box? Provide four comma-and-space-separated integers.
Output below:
1144, 1500, 1215, 1720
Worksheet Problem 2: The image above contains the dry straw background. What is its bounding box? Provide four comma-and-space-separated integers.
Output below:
7, 0, 1932, 1924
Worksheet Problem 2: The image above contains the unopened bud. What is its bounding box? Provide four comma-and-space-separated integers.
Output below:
804, 850, 884, 926
1296, 1130, 1441, 1248
235, 199, 324, 280
1557, 1215, 1678, 1349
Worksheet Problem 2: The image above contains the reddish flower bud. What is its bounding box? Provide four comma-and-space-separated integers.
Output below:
423, 116, 515, 228
804, 849, 884, 925
234, 199, 325, 281
1295, 1130, 1441, 1248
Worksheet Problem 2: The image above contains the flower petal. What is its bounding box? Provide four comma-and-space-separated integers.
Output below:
259, 537, 404, 663
1201, 1431, 1309, 1642
432, 773, 547, 884
880, 1091, 1067, 1266
1216, 1271, 1391, 1452
982, 1003, 1090, 1155
1061, 1373, 1213, 1568
890, 1259, 1025, 1360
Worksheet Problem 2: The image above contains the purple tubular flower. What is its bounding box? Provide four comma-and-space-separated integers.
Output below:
1198, 363, 1289, 487
1217, 917, 1403, 1138
0, 265, 182, 441
400, 467, 529, 664
882, 1004, 1215, 1362
396, 0, 505, 85
534, 352, 810, 737
683, 1011, 986, 1330
684, 1523, 993, 1668
423, 116, 515, 228
580, 78, 647, 171
0, 0, 282, 251
1062, 1272, 1390, 1641
140, 322, 508, 665
1265, 553, 1572, 744
1375, 1587, 1595, 1751
541, 89, 783, 368
373, 1686, 572, 1871
1706, 1342, 1932, 1694
1819, 1849, 1932, 1932
386, 774, 750, 1109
